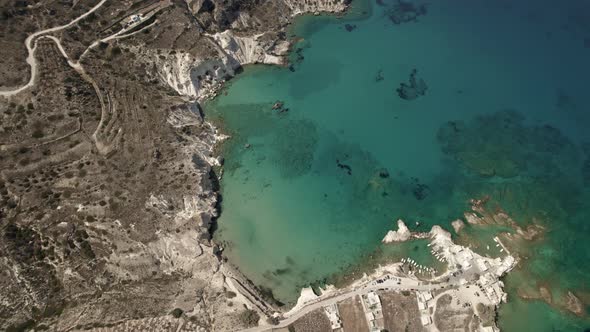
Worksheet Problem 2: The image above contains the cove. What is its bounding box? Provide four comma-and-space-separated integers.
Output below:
205, 0, 590, 330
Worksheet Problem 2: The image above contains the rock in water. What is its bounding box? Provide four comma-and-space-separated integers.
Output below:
451, 219, 465, 233
344, 24, 357, 32
382, 219, 412, 243
565, 291, 584, 316
396, 69, 427, 100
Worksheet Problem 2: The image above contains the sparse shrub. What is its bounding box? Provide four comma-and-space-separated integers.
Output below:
238, 309, 259, 327
170, 308, 183, 318
32, 128, 44, 138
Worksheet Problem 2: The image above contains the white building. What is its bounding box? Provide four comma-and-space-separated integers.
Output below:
360, 292, 384, 332
323, 304, 342, 331
420, 316, 432, 326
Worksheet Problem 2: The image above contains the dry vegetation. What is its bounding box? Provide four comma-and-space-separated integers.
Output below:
379, 290, 424, 332
0, 0, 351, 330
433, 294, 478, 332
338, 296, 370, 332
288, 308, 332, 332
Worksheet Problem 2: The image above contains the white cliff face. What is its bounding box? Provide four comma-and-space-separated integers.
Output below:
155, 0, 349, 103
283, 0, 348, 16
157, 51, 198, 98
208, 31, 289, 66
153, 50, 233, 101
382, 219, 412, 243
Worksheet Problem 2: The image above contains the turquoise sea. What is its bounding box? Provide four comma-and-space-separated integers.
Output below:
205, 0, 590, 330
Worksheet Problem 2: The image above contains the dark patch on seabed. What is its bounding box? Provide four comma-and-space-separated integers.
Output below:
396, 69, 427, 100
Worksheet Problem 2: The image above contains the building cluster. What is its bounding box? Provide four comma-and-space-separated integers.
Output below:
360, 291, 385, 332
476, 273, 507, 305
416, 290, 434, 327
323, 303, 343, 332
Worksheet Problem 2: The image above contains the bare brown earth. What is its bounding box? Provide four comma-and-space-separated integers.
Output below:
338, 296, 369, 332
0, 0, 102, 87
0, 0, 349, 331
289, 308, 332, 332
433, 294, 477, 332
379, 290, 424, 332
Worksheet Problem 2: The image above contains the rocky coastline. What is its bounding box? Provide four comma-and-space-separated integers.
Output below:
163, 0, 355, 328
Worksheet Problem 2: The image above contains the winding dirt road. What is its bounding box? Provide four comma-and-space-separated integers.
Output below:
0, 0, 108, 97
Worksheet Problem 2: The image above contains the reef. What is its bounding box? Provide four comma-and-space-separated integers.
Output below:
437, 109, 580, 178
456, 197, 589, 319
273, 119, 319, 178
336, 159, 353, 175
344, 23, 357, 32
396, 69, 427, 100
384, 0, 428, 25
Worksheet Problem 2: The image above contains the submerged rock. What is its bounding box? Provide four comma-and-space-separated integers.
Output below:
273, 119, 319, 178
396, 69, 427, 100
336, 159, 352, 175
385, 0, 427, 25
409, 176, 429, 200
272, 101, 284, 110
565, 291, 584, 316
344, 23, 357, 32
437, 109, 579, 179
378, 168, 390, 178
375, 69, 384, 82
451, 219, 465, 233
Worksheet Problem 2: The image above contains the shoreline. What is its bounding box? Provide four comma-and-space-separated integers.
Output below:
235, 219, 517, 331
197, 3, 516, 323
184, 0, 587, 329
184, 0, 364, 326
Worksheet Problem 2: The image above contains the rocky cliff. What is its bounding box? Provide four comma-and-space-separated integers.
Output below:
0, 0, 348, 331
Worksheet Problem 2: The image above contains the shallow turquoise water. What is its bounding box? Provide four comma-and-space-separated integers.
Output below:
206, 0, 590, 330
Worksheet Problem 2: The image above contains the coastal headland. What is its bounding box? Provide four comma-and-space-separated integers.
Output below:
1, 0, 589, 331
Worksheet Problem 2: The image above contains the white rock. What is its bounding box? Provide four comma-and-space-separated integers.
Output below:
382, 219, 412, 243
451, 219, 465, 233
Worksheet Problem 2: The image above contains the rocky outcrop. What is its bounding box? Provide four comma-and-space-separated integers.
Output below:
283, 0, 349, 16
208, 30, 290, 66
153, 1, 349, 102
382, 219, 412, 243
396, 69, 427, 100
564, 291, 584, 316
451, 219, 465, 233
185, 0, 348, 32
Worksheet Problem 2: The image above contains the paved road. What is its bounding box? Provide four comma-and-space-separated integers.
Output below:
0, 0, 108, 97
240, 275, 453, 332
240, 256, 512, 332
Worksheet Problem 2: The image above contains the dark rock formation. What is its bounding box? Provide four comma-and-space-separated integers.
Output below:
337, 159, 352, 175
396, 69, 427, 100
344, 23, 357, 32
410, 177, 429, 200
375, 69, 384, 82
437, 110, 579, 178
386, 0, 427, 25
